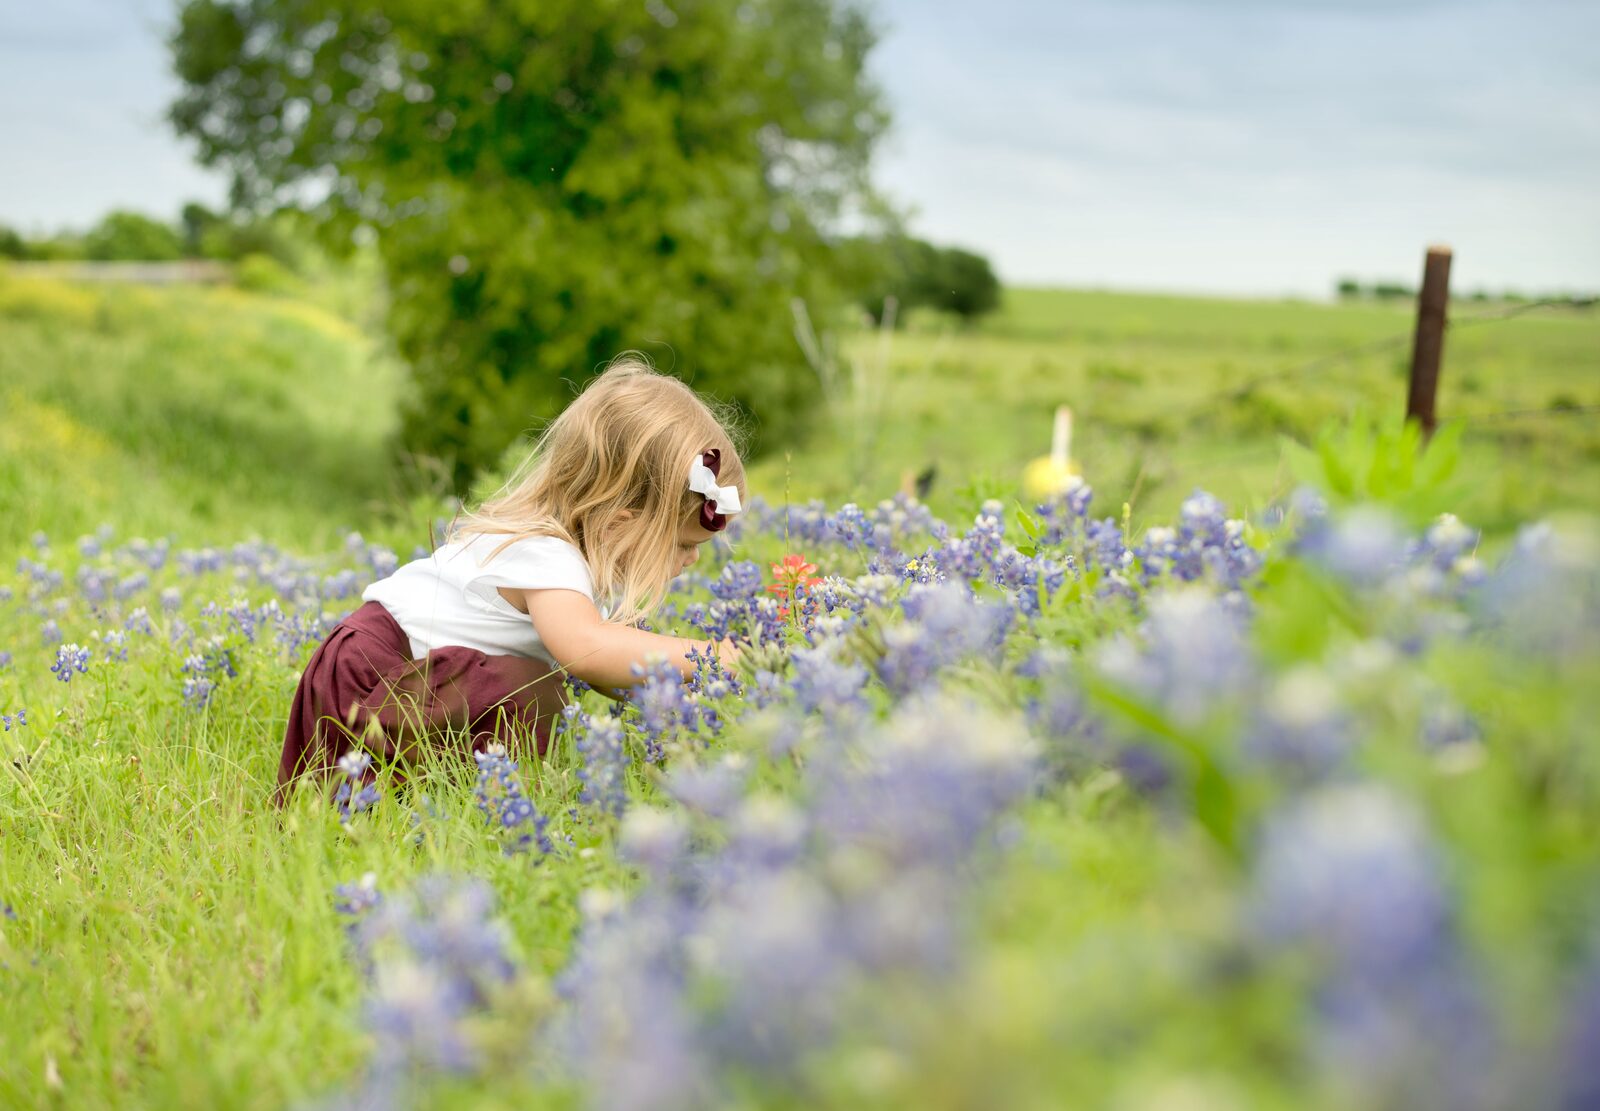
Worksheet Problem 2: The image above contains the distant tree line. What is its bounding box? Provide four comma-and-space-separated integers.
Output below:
840, 235, 1001, 325
1335, 276, 1596, 307
0, 210, 1003, 327
0, 204, 300, 267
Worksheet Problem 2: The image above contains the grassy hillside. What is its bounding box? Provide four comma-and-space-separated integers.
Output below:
0, 272, 420, 560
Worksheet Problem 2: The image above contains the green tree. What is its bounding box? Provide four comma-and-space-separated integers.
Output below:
933, 246, 999, 323
82, 211, 185, 261
180, 201, 221, 257
169, 0, 894, 491
0, 224, 27, 260
842, 235, 1000, 326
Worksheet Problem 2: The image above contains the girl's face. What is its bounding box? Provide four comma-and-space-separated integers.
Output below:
673, 515, 717, 576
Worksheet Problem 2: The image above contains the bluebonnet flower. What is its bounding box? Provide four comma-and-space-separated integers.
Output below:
570, 705, 629, 819
78, 534, 101, 559
225, 598, 267, 642
344, 875, 520, 1077
1251, 785, 1498, 1107
790, 641, 870, 718
1558, 944, 1600, 1111
1297, 505, 1408, 586
274, 608, 328, 659
554, 884, 712, 1111
50, 643, 90, 683
93, 629, 129, 663
709, 561, 764, 602
176, 547, 224, 576
123, 607, 155, 635
1420, 701, 1481, 753
1084, 516, 1130, 572
550, 697, 1039, 1107
875, 582, 1012, 696
1020, 650, 1107, 773
113, 572, 148, 601
335, 750, 382, 825
617, 806, 692, 882
1243, 667, 1352, 783
0, 651, 11, 671
77, 566, 110, 606
30, 530, 48, 551
996, 551, 1068, 615
1477, 519, 1600, 657
182, 677, 215, 711
1413, 513, 1478, 571
473, 744, 550, 854
1131, 490, 1260, 589
179, 639, 236, 709
1035, 476, 1096, 545
628, 658, 703, 762
40, 619, 61, 646
159, 587, 182, 612
830, 502, 872, 550
1, 709, 28, 731
745, 669, 786, 710
662, 755, 748, 819
334, 873, 383, 921
323, 569, 362, 600
685, 645, 743, 732
1097, 588, 1254, 727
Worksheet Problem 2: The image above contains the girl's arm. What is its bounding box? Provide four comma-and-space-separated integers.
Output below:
512, 588, 737, 690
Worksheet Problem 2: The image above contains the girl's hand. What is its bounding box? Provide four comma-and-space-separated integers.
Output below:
716, 637, 743, 673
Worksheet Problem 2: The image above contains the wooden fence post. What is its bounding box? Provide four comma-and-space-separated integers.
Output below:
1406, 245, 1453, 440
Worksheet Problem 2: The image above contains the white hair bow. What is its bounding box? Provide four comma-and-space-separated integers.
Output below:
688, 452, 742, 520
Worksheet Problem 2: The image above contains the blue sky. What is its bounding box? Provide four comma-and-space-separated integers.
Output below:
2, 0, 1596, 296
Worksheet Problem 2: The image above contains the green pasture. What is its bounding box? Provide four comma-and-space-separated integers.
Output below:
3, 271, 1595, 562
771, 288, 1600, 537
0, 272, 1595, 1107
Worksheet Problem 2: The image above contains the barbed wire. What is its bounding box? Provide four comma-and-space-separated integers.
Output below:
1463, 404, 1600, 425
1196, 297, 1593, 415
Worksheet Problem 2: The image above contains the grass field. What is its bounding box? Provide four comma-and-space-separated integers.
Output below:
774, 288, 1600, 537
1, 271, 1596, 1109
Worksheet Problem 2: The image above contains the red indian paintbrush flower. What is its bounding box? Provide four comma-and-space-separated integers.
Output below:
767, 555, 822, 597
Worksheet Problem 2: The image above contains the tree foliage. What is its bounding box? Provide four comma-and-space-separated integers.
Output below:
843, 234, 1001, 326
83, 211, 185, 261
169, 0, 894, 490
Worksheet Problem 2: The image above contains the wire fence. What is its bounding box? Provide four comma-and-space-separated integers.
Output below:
1194, 297, 1595, 427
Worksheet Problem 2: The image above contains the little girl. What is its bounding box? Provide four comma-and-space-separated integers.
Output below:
276, 356, 745, 801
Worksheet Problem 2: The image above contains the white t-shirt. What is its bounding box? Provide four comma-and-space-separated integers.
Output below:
362, 533, 596, 663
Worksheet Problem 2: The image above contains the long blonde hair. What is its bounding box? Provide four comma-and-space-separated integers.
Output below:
448, 354, 747, 625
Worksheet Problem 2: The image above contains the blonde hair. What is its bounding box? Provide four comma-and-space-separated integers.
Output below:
448, 354, 746, 626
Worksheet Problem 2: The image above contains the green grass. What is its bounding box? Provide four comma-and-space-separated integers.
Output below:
0, 270, 425, 562
754, 288, 1600, 537
0, 274, 1595, 1108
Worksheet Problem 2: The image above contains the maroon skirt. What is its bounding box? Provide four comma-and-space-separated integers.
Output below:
276, 600, 568, 804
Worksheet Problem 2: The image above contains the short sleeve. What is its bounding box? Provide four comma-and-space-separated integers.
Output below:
456, 535, 595, 612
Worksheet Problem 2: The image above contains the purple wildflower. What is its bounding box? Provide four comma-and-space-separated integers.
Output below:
335, 750, 382, 824
50, 643, 90, 682
472, 744, 550, 854
1251, 785, 1499, 1107
570, 705, 629, 819
628, 658, 702, 762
